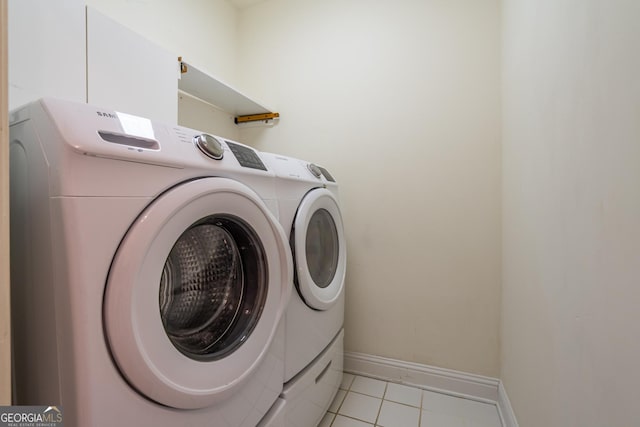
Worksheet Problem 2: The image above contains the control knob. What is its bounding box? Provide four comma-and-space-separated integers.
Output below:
307, 163, 322, 178
194, 134, 224, 160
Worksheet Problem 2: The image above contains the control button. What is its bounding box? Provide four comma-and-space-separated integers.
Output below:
308, 163, 322, 178
194, 134, 224, 160
318, 166, 336, 182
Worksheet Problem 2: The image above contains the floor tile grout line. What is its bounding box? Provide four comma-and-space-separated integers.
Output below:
385, 382, 424, 408
332, 389, 348, 418
351, 375, 387, 399
347, 388, 385, 400
373, 381, 388, 426
382, 395, 422, 409
327, 411, 335, 427
417, 387, 424, 427
383, 397, 422, 410
344, 375, 424, 426
334, 413, 376, 426
332, 371, 355, 424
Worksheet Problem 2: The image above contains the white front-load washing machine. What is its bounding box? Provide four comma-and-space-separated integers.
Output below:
9, 98, 292, 427
261, 153, 346, 427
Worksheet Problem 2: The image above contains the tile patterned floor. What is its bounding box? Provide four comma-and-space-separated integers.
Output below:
319, 373, 503, 427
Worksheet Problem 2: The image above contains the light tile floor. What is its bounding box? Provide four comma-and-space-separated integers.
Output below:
319, 373, 503, 427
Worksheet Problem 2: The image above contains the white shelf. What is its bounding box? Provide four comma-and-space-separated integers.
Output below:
178, 60, 275, 118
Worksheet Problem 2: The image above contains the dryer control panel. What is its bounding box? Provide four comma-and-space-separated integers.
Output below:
262, 153, 336, 185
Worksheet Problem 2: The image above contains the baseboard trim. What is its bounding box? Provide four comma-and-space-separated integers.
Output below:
344, 352, 518, 427
497, 381, 519, 427
344, 352, 499, 402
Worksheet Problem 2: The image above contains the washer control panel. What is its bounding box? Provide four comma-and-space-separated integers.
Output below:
194, 134, 224, 160
186, 131, 267, 171
226, 141, 267, 171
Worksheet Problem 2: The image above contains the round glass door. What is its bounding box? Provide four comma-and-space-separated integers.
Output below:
305, 209, 339, 288
159, 215, 266, 361
293, 188, 346, 310
104, 178, 292, 409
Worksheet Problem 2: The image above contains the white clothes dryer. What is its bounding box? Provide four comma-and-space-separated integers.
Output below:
9, 98, 292, 427
261, 153, 346, 427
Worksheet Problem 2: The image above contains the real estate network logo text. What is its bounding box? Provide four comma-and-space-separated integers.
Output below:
0, 406, 63, 427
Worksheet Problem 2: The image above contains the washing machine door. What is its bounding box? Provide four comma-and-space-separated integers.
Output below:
104, 178, 292, 409
292, 188, 346, 311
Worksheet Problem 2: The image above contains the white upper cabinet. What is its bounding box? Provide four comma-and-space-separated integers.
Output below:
8, 0, 86, 110
86, 6, 178, 123
9, 2, 270, 126
9, 2, 178, 123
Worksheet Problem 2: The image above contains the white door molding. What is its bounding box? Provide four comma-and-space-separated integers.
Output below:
1, 0, 12, 406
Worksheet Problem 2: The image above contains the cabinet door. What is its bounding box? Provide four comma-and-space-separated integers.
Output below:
8, 0, 86, 110
86, 6, 177, 123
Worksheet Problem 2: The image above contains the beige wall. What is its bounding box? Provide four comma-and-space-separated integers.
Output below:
502, 0, 640, 425
237, 0, 502, 377
1, 0, 10, 405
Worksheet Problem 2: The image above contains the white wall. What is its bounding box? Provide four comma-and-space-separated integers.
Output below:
178, 91, 240, 141
238, 0, 502, 376
502, 1, 640, 425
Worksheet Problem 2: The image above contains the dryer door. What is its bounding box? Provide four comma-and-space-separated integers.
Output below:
104, 178, 292, 409
292, 188, 346, 310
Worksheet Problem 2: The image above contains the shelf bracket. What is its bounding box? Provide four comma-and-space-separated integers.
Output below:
234, 112, 280, 124
178, 57, 188, 74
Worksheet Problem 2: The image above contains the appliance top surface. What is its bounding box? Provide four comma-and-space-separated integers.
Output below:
261, 152, 336, 186
13, 97, 273, 177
